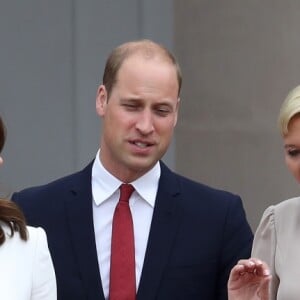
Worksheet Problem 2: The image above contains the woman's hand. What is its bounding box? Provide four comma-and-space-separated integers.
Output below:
228, 258, 271, 300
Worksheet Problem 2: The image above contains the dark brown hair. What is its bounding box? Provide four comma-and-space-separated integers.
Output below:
0, 116, 28, 245
102, 39, 182, 99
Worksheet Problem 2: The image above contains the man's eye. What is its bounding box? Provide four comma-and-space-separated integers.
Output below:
123, 104, 138, 110
157, 109, 168, 114
155, 107, 171, 116
288, 149, 300, 157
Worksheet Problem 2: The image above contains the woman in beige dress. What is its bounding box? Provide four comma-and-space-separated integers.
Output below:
228, 85, 300, 300
0, 116, 57, 300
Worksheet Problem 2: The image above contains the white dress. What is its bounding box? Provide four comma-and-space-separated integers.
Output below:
0, 224, 57, 300
252, 197, 300, 300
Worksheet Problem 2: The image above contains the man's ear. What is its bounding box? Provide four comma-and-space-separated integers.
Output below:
96, 85, 108, 116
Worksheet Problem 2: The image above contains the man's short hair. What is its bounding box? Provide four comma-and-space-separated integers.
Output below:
102, 39, 182, 98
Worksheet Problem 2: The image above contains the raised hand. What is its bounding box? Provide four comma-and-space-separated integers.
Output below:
228, 258, 271, 300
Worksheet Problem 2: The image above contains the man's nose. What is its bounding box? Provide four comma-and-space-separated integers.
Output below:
135, 111, 154, 135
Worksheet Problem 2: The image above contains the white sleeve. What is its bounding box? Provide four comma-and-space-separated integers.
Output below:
251, 206, 278, 300
31, 227, 57, 300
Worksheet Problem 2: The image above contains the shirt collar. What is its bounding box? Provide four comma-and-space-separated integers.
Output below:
92, 150, 160, 207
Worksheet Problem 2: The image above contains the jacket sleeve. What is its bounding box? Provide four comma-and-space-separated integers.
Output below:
218, 196, 253, 300
31, 227, 57, 300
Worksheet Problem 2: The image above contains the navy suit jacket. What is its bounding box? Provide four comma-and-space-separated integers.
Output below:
13, 161, 253, 300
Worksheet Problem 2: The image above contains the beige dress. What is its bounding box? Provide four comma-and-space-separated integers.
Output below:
252, 197, 300, 300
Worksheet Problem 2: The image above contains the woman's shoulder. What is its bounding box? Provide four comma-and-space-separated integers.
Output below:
26, 225, 47, 239
261, 196, 300, 228
0, 226, 56, 299
1, 224, 47, 248
25, 226, 49, 253
271, 196, 300, 215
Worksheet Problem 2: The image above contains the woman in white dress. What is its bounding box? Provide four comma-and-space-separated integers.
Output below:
228, 85, 300, 300
0, 116, 57, 300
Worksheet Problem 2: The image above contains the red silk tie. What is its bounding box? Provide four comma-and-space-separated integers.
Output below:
109, 184, 136, 300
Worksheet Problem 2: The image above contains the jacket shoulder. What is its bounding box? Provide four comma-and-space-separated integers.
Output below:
13, 162, 93, 200
160, 161, 242, 208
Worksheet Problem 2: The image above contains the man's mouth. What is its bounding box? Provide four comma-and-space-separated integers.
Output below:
130, 140, 154, 149
134, 142, 148, 148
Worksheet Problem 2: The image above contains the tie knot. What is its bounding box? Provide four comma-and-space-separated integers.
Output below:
119, 184, 134, 203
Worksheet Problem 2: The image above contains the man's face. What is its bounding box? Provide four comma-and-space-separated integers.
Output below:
96, 55, 180, 181
284, 115, 300, 183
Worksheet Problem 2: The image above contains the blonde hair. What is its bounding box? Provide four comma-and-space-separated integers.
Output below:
278, 85, 300, 136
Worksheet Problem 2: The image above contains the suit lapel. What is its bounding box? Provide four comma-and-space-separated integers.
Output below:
137, 162, 183, 300
64, 162, 105, 300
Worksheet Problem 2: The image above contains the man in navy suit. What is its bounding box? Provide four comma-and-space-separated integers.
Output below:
13, 39, 253, 300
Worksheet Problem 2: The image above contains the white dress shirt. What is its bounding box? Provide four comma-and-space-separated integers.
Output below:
92, 150, 160, 299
